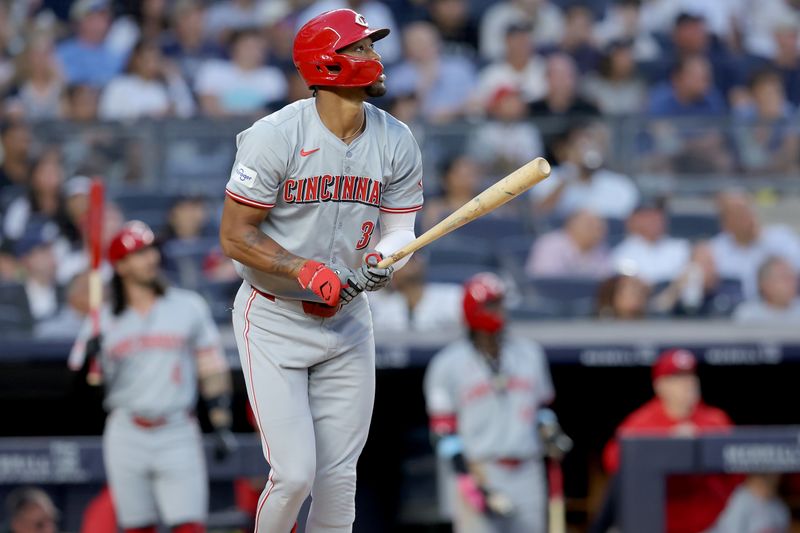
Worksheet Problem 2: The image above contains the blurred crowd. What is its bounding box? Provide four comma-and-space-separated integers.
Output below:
0, 0, 798, 340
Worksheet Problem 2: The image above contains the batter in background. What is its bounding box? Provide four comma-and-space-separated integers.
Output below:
218, 9, 423, 533
69, 221, 236, 533
424, 272, 562, 533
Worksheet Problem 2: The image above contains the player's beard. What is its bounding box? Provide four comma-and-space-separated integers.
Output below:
365, 80, 386, 98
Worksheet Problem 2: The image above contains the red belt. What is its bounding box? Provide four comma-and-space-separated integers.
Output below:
496, 458, 525, 468
253, 287, 339, 318
132, 415, 168, 429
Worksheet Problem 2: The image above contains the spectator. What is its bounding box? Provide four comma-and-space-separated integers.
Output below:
601, 348, 738, 533
526, 209, 612, 278
473, 23, 547, 110
530, 123, 639, 219
480, 0, 565, 61
2, 149, 65, 243
52, 176, 91, 285
653, 11, 742, 98
710, 190, 800, 299
195, 29, 287, 117
55, 0, 125, 87
5, 486, 58, 533
425, 0, 479, 58
36, 270, 90, 338
467, 86, 544, 176
528, 53, 600, 118
16, 224, 61, 322
652, 242, 734, 317
595, 273, 650, 319
734, 256, 800, 323
540, 4, 601, 74
205, 0, 264, 42
707, 474, 790, 533
594, 0, 660, 61
733, 69, 799, 175
743, 0, 800, 60
99, 39, 195, 120
9, 36, 64, 120
646, 55, 732, 173
367, 255, 463, 332
62, 84, 100, 121
581, 39, 648, 115
648, 55, 726, 117
160, 195, 210, 245
422, 155, 484, 229
106, 0, 170, 56
161, 0, 223, 87
295, 0, 401, 64
389, 22, 476, 124
764, 16, 800, 107
0, 120, 32, 191
612, 199, 690, 284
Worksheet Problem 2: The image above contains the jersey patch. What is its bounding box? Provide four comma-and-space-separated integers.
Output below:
233, 164, 258, 189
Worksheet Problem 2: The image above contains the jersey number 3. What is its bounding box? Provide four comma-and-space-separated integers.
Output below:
355, 221, 375, 250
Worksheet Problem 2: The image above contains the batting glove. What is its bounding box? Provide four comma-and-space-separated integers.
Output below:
456, 473, 486, 513
330, 263, 364, 305
355, 251, 393, 292
297, 260, 342, 306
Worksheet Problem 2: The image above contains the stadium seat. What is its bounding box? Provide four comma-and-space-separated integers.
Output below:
668, 213, 720, 240
425, 235, 498, 267
524, 277, 601, 318
426, 263, 496, 284
160, 237, 219, 289
0, 282, 34, 336
198, 279, 241, 323
114, 192, 180, 230
456, 216, 529, 241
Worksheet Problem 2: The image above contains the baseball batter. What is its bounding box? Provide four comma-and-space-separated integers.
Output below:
424, 273, 556, 533
69, 221, 235, 533
218, 9, 423, 533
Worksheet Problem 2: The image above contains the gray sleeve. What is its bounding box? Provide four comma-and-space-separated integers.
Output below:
382, 127, 424, 214
532, 342, 555, 405
423, 352, 456, 416
224, 121, 289, 209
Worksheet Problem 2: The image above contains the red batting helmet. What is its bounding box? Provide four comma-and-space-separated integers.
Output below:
463, 273, 506, 333
108, 220, 155, 265
293, 9, 390, 88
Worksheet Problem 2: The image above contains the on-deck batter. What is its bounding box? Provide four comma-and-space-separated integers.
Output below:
218, 9, 423, 532
69, 221, 235, 533
424, 273, 555, 533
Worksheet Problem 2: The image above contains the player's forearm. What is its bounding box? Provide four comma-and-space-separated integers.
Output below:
221, 223, 306, 278
200, 371, 233, 429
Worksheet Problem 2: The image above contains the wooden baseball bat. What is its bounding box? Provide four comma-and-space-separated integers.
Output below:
377, 157, 551, 269
547, 459, 566, 533
86, 178, 105, 386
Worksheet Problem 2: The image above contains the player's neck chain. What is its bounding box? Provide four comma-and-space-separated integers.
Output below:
339, 111, 366, 141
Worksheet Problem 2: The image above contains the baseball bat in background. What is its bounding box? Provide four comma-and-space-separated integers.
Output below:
86, 178, 105, 386
377, 157, 551, 269
548, 459, 567, 533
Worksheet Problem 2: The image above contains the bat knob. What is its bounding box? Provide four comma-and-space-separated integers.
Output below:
364, 252, 382, 268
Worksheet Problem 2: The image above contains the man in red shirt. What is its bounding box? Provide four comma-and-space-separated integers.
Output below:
601, 348, 739, 533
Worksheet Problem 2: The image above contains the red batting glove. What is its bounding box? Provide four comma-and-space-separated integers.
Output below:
456, 473, 486, 513
297, 260, 341, 307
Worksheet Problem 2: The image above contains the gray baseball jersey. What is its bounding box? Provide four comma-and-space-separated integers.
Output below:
72, 288, 227, 419
708, 485, 790, 533
224, 97, 424, 302
424, 336, 554, 461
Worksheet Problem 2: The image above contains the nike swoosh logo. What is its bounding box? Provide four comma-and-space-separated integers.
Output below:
300, 148, 320, 157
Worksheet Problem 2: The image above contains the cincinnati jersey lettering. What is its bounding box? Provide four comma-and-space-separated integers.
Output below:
282, 175, 382, 207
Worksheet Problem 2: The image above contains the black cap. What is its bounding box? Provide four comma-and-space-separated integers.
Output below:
633, 196, 667, 213
675, 10, 705, 25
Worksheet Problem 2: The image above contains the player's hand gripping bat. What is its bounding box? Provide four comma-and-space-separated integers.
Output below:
376, 157, 551, 269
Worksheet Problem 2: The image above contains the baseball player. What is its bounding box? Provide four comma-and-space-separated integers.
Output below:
424, 273, 558, 533
217, 8, 423, 533
69, 221, 234, 533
